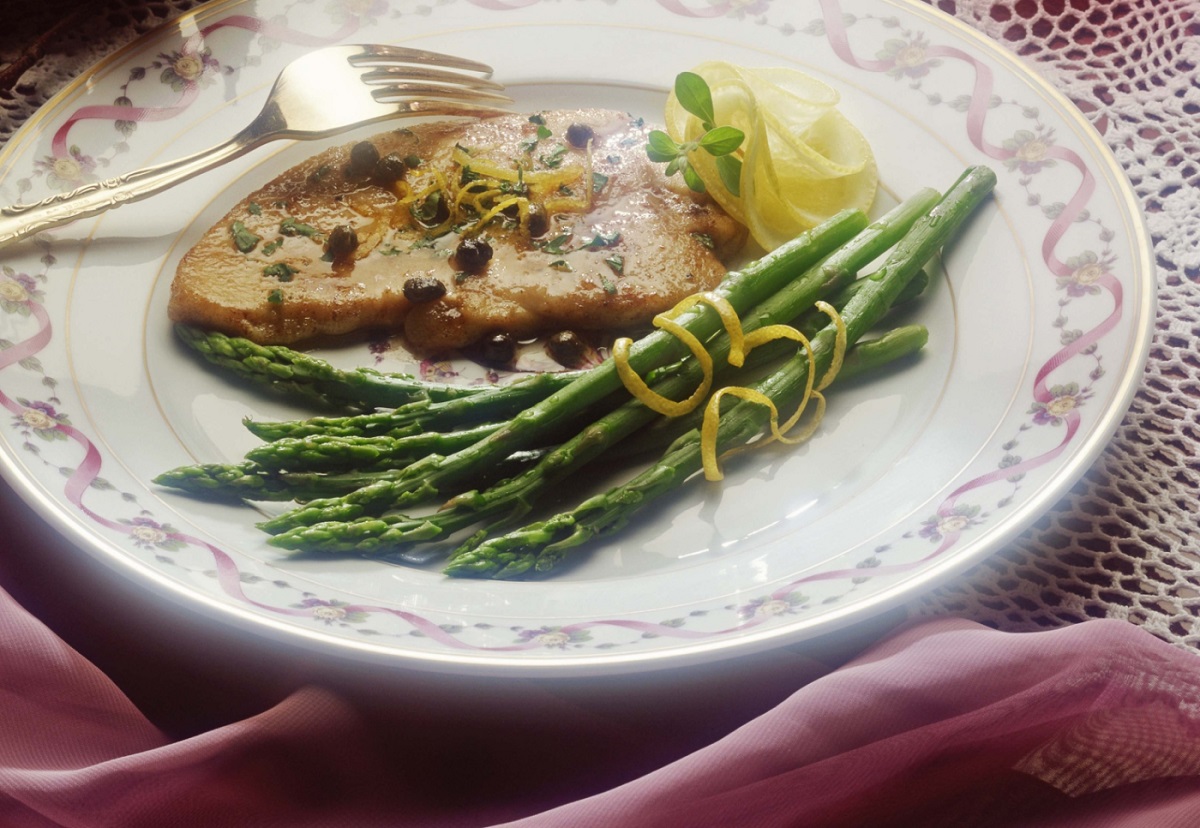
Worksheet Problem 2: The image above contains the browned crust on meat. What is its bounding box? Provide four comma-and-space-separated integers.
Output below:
169, 109, 745, 350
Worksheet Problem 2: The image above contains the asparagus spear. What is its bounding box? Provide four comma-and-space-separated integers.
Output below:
244, 369, 602, 442
176, 325, 570, 410
445, 165, 997, 578
836, 324, 928, 382
266, 191, 938, 555
257, 209, 869, 534
266, 324, 930, 553
153, 463, 413, 501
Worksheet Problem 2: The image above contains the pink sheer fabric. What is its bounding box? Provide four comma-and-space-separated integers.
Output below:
5, 572, 1200, 827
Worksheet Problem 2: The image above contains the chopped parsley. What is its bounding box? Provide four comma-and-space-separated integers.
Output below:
592, 172, 610, 194
540, 233, 573, 254
584, 231, 621, 250
604, 254, 624, 276
549, 259, 573, 272
266, 289, 284, 304
691, 231, 715, 250
247, 202, 262, 216
262, 237, 284, 256
279, 217, 320, 239
262, 262, 298, 281
539, 143, 569, 169
230, 221, 261, 253
600, 274, 618, 295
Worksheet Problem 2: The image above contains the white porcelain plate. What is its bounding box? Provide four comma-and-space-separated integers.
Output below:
0, 0, 1154, 675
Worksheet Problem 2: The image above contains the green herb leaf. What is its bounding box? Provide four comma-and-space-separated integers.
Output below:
279, 217, 320, 238
715, 154, 743, 197
592, 171, 610, 194
262, 237, 284, 256
230, 221, 261, 253
262, 262, 298, 282
549, 259, 573, 272
541, 233, 573, 254
675, 72, 717, 127
248, 202, 262, 216
584, 230, 621, 250
536, 124, 552, 140
604, 255, 624, 275
699, 125, 745, 157
681, 162, 706, 193
691, 232, 715, 250
539, 144, 569, 169
267, 289, 284, 304
646, 130, 680, 163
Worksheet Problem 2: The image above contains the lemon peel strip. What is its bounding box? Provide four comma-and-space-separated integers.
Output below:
614, 317, 713, 418
700, 302, 846, 481
614, 290, 754, 416
814, 300, 847, 391
669, 292, 747, 367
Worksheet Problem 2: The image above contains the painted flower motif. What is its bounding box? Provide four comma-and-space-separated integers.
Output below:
14, 400, 69, 439
1002, 128, 1057, 175
154, 48, 222, 92
295, 597, 369, 625
918, 504, 982, 542
878, 35, 940, 79
121, 516, 187, 551
725, 0, 771, 18
0, 269, 42, 313
326, 0, 388, 23
420, 359, 460, 383
33, 145, 97, 191
738, 592, 807, 620
1057, 250, 1111, 297
516, 625, 590, 648
1030, 382, 1089, 426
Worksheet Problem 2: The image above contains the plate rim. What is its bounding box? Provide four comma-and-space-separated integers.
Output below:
0, 0, 1157, 677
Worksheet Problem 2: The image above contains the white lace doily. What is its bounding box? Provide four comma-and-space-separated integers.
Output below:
906, 0, 1200, 647
2, 0, 1197, 647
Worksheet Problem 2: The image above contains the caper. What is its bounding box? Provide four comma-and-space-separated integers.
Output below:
346, 141, 380, 177
546, 330, 588, 368
565, 122, 595, 149
455, 237, 493, 274
373, 153, 408, 185
526, 204, 549, 238
324, 224, 359, 261
481, 332, 516, 366
402, 276, 446, 303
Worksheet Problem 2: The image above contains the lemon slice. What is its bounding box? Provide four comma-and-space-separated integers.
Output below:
666, 61, 878, 250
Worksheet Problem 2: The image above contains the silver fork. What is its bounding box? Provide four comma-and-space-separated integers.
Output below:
0, 44, 511, 249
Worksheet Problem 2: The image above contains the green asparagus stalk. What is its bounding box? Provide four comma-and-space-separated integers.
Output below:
176, 326, 577, 410
265, 191, 939, 555
445, 165, 997, 578
243, 370, 605, 442
266, 324, 929, 553
153, 463, 414, 501
241, 421, 504, 472
256, 209, 868, 534
836, 324, 928, 382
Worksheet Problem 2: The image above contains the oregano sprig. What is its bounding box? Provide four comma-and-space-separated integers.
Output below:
646, 72, 744, 196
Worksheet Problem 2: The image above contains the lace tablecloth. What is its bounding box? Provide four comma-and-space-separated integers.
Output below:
1, 0, 1197, 648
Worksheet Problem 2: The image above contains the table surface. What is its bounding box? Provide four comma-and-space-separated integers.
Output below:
0, 0, 1197, 765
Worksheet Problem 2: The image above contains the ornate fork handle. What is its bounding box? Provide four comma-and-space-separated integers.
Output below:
0, 128, 260, 249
